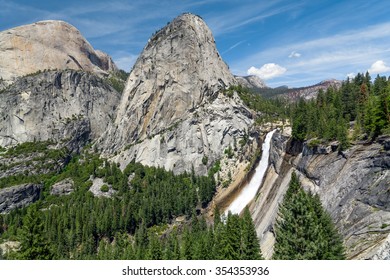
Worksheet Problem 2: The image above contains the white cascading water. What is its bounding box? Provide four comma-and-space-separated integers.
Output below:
225, 129, 276, 215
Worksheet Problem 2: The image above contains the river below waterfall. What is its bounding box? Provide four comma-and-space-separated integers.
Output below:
225, 129, 276, 215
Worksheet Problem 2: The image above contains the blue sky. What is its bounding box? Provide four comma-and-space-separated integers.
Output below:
1, 0, 390, 87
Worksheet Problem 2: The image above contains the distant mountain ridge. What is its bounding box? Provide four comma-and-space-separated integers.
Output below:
235, 75, 267, 89
285, 79, 342, 101
252, 79, 342, 100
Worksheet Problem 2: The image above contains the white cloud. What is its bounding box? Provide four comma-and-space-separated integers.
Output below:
288, 51, 301, 58
247, 63, 287, 80
368, 60, 390, 74
346, 72, 356, 79
232, 21, 390, 87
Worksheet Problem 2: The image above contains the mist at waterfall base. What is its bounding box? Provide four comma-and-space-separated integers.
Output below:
225, 129, 276, 215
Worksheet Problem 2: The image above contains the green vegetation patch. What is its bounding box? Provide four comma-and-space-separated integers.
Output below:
273, 172, 346, 260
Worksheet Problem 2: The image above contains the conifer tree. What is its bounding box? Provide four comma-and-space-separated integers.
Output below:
146, 233, 162, 260
273, 172, 345, 260
224, 212, 241, 259
241, 207, 263, 260
15, 204, 54, 260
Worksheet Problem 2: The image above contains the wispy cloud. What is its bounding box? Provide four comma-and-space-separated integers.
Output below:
206, 0, 303, 36
222, 40, 246, 54
231, 21, 390, 86
288, 51, 301, 58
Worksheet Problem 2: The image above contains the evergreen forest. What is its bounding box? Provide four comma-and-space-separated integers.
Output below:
290, 73, 390, 147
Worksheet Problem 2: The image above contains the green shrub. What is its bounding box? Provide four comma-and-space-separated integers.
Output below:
100, 185, 109, 192
224, 146, 234, 159
202, 156, 208, 165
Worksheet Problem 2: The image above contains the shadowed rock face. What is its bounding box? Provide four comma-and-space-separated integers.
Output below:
0, 183, 42, 213
0, 20, 117, 83
0, 70, 121, 149
99, 13, 253, 175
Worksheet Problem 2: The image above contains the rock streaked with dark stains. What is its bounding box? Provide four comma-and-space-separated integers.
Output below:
0, 183, 42, 213
252, 131, 390, 259
296, 141, 390, 259
99, 13, 254, 175
0, 70, 121, 151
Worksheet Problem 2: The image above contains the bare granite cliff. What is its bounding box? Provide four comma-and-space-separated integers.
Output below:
0, 70, 121, 150
99, 13, 254, 175
251, 131, 390, 259
0, 20, 117, 83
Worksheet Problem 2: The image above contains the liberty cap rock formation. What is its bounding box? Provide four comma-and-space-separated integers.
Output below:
99, 13, 254, 175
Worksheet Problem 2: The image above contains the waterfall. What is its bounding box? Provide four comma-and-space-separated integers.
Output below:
225, 129, 276, 215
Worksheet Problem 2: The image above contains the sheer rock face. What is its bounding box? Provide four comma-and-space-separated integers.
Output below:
0, 183, 42, 213
252, 131, 390, 259
295, 140, 390, 259
0, 70, 120, 149
0, 20, 117, 83
99, 13, 253, 175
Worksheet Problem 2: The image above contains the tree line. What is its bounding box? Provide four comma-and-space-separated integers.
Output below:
291, 73, 390, 147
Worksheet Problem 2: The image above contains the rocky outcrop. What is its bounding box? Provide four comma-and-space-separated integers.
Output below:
99, 13, 253, 175
50, 178, 74, 196
251, 132, 390, 259
295, 139, 390, 259
0, 145, 68, 180
0, 20, 117, 83
0, 183, 42, 213
89, 178, 115, 198
0, 70, 121, 149
235, 75, 267, 89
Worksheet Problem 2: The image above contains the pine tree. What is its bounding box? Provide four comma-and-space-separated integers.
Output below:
273, 172, 345, 260
212, 222, 227, 259
146, 232, 162, 260
14, 204, 54, 260
213, 205, 221, 227
241, 207, 263, 260
223, 212, 241, 259
181, 227, 193, 260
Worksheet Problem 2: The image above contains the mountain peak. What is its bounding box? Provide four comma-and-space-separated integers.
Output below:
145, 12, 214, 51
99, 14, 252, 175
0, 20, 117, 82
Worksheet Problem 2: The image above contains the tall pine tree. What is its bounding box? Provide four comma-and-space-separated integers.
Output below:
13, 204, 54, 260
273, 172, 345, 260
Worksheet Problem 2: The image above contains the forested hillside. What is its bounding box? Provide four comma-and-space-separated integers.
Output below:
291, 73, 390, 147
1, 149, 219, 259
